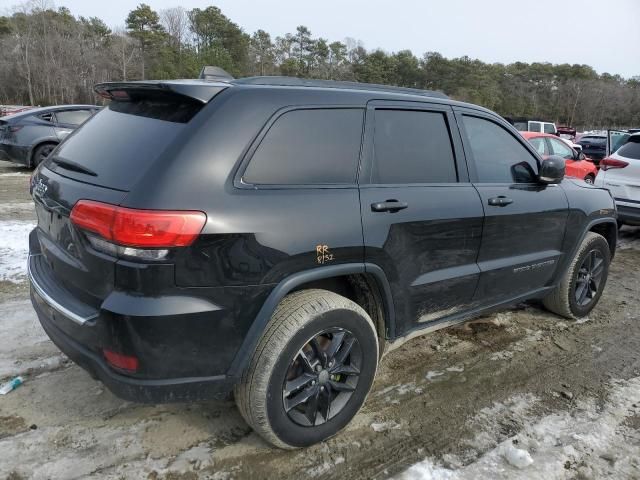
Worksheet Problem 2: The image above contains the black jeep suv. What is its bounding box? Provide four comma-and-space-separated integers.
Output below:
28, 75, 617, 449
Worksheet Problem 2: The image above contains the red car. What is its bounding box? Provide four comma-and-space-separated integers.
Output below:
521, 131, 598, 184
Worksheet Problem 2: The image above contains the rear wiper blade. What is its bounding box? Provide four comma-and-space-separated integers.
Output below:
49, 157, 97, 177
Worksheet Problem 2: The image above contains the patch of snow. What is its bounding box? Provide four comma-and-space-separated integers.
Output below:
0, 221, 35, 282
426, 371, 444, 381
490, 350, 513, 361
371, 420, 401, 432
446, 366, 464, 373
0, 172, 29, 176
502, 444, 533, 468
395, 377, 640, 479
575, 317, 590, 324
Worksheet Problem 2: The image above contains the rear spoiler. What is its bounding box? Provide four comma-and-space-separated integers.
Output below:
94, 80, 229, 104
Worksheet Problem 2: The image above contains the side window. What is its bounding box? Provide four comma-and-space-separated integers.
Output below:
462, 115, 538, 184
548, 138, 574, 159
543, 123, 556, 134
528, 121, 543, 133
370, 109, 457, 184
242, 108, 363, 185
528, 137, 547, 155
39, 112, 54, 122
55, 110, 93, 126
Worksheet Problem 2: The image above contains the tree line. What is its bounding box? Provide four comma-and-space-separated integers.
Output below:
1, 2, 638, 129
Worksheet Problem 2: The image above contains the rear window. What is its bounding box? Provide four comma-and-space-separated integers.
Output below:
617, 139, 640, 160
47, 92, 203, 191
242, 108, 364, 185
543, 123, 556, 134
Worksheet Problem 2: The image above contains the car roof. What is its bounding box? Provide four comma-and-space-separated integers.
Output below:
1, 104, 98, 120
95, 76, 499, 117
520, 131, 558, 139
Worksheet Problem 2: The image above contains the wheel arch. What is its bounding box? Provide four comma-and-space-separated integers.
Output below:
227, 263, 395, 378
28, 139, 59, 167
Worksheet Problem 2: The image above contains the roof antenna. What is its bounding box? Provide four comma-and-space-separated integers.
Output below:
199, 66, 235, 81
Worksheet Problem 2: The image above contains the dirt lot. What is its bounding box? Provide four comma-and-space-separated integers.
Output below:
0, 159, 639, 479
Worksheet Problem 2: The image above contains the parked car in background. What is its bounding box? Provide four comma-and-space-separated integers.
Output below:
0, 105, 99, 168
577, 133, 607, 163
522, 131, 598, 183
0, 105, 36, 117
507, 117, 557, 135
594, 133, 640, 226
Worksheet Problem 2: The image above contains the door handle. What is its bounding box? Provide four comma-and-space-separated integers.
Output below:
371, 200, 409, 213
487, 196, 513, 207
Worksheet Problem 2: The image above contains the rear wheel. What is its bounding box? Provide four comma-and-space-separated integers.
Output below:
584, 174, 595, 184
543, 232, 610, 319
32, 143, 56, 168
234, 289, 378, 449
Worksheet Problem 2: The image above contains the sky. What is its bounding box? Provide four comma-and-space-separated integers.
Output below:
7, 0, 640, 78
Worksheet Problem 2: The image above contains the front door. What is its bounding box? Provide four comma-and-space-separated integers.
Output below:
359, 102, 484, 335
456, 110, 569, 304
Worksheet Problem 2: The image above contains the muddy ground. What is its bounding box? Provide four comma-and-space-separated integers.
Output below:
0, 159, 639, 479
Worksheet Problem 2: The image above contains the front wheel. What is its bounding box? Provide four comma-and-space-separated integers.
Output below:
543, 232, 610, 319
234, 289, 379, 449
584, 174, 595, 184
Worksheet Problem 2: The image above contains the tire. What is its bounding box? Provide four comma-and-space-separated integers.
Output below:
31, 143, 56, 168
543, 232, 610, 319
584, 174, 595, 185
234, 289, 379, 449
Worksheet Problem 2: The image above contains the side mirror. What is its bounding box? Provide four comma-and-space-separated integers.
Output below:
539, 155, 565, 184
577, 151, 586, 160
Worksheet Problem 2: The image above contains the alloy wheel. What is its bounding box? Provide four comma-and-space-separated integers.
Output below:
282, 328, 362, 427
575, 249, 605, 306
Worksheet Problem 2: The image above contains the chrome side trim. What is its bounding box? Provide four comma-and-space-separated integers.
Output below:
28, 254, 95, 326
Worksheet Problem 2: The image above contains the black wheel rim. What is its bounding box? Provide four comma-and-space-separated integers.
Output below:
38, 145, 54, 163
585, 176, 594, 184
282, 328, 362, 427
575, 249, 605, 306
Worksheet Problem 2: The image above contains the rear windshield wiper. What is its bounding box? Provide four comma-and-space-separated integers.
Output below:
49, 157, 98, 177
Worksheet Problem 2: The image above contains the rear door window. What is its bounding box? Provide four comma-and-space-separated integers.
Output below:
369, 109, 457, 184
548, 137, 574, 159
528, 137, 547, 155
54, 110, 93, 126
543, 123, 556, 134
242, 108, 364, 185
463, 115, 538, 183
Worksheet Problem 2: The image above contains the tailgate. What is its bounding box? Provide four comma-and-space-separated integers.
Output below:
32, 167, 126, 307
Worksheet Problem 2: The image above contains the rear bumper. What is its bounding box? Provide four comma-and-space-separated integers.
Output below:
28, 250, 240, 402
0, 142, 29, 165
616, 203, 640, 225
32, 292, 234, 402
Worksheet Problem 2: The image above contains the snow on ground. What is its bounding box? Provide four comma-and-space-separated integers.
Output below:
0, 220, 35, 282
0, 172, 29, 177
396, 377, 640, 479
0, 300, 63, 380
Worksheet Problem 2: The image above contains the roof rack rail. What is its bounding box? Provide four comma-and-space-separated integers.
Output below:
232, 76, 448, 99
199, 66, 235, 81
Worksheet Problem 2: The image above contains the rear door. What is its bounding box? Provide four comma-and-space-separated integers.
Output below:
455, 109, 569, 304
359, 101, 483, 334
607, 130, 630, 156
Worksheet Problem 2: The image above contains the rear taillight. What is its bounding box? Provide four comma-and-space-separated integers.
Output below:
8, 125, 23, 133
70, 200, 206, 254
600, 158, 629, 170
